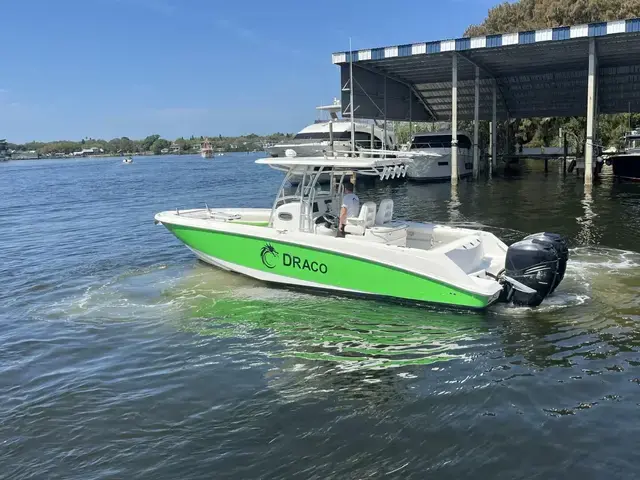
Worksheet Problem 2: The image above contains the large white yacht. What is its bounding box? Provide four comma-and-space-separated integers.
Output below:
267, 99, 396, 158
405, 131, 473, 182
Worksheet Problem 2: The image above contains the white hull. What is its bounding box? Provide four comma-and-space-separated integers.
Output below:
155, 207, 508, 308
407, 150, 473, 181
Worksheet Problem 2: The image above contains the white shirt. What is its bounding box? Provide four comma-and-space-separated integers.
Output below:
342, 193, 360, 218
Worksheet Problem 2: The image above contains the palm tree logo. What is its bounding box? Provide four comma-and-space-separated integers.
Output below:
260, 243, 278, 269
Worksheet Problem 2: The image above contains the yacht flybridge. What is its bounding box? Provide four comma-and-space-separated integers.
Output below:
266, 99, 396, 159
155, 154, 569, 310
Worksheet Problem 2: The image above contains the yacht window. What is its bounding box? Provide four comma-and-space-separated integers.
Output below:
411, 134, 472, 149
278, 212, 293, 221
293, 131, 383, 149
293, 132, 332, 140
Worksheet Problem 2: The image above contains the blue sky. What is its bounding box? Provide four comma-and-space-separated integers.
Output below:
0, 0, 500, 142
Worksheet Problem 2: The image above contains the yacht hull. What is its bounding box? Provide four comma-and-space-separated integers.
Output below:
157, 218, 500, 310
407, 151, 473, 182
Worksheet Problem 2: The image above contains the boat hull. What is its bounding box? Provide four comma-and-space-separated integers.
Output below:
407, 151, 473, 182
159, 221, 499, 310
610, 153, 640, 180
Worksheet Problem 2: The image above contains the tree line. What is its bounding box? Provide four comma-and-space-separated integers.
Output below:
6, 133, 293, 157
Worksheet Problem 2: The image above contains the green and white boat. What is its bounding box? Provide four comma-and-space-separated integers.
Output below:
155, 153, 568, 310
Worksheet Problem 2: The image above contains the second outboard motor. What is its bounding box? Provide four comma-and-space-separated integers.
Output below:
523, 232, 568, 294
503, 236, 561, 307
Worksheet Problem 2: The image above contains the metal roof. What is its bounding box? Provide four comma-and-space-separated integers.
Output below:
331, 18, 640, 122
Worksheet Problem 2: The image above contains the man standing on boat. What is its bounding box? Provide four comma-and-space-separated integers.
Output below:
338, 180, 359, 237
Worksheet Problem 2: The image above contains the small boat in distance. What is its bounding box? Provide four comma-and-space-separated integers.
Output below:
123, 157, 133, 164
200, 138, 214, 158
606, 129, 640, 181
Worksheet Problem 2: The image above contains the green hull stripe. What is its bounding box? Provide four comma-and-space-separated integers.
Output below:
164, 223, 490, 309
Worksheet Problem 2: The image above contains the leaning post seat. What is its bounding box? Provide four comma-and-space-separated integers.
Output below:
366, 198, 409, 246
344, 202, 376, 235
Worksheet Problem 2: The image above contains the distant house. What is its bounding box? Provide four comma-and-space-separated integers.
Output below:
72, 147, 104, 157
170, 142, 181, 154
160, 148, 170, 154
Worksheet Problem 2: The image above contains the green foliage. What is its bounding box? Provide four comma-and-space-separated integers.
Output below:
140, 134, 161, 152
2, 125, 293, 157
151, 138, 171, 155
39, 141, 82, 155
466, 0, 640, 37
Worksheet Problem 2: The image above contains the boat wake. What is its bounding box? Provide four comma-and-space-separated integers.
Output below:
492, 246, 640, 314
36, 245, 640, 378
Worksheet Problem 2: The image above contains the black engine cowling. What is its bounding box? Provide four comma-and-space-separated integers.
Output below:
502, 232, 567, 307
523, 232, 568, 294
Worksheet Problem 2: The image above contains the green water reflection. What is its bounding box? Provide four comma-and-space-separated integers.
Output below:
169, 265, 489, 370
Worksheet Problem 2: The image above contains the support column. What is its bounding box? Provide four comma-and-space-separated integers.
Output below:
451, 54, 459, 186
491, 80, 497, 172
505, 113, 510, 159
408, 84, 413, 142
383, 77, 388, 151
473, 66, 480, 179
585, 37, 597, 186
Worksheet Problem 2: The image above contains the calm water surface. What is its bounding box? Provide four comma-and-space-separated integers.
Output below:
1, 155, 640, 479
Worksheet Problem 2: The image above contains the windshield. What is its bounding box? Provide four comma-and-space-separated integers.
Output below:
410, 134, 472, 149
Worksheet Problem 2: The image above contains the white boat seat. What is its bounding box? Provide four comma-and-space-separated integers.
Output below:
375, 198, 394, 225
365, 221, 409, 246
344, 201, 376, 236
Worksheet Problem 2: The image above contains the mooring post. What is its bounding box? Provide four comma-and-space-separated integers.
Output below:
585, 37, 598, 186
473, 66, 480, 179
563, 132, 568, 175
451, 54, 459, 186
491, 80, 497, 174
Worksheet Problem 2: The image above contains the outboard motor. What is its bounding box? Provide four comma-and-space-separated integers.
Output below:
523, 232, 568, 294
502, 233, 567, 307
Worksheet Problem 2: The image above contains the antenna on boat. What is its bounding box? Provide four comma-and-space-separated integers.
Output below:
349, 37, 356, 157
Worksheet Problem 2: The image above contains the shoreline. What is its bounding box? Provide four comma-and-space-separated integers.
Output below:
3, 151, 265, 161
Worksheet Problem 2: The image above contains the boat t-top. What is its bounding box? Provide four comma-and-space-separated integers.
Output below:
155, 151, 568, 310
